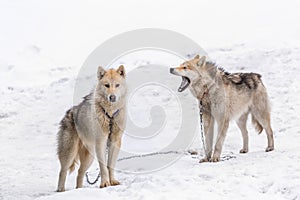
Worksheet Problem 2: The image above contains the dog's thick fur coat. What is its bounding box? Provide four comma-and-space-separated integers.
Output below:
170, 55, 274, 162
57, 65, 127, 191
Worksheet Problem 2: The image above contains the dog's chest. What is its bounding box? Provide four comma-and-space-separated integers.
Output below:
189, 85, 204, 99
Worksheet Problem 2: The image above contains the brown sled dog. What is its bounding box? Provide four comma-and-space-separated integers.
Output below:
170, 55, 274, 162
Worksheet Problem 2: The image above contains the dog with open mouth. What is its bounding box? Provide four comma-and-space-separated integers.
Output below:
170, 55, 274, 162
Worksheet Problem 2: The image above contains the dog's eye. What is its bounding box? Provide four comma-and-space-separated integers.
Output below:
116, 84, 120, 88
104, 84, 110, 88
183, 66, 187, 70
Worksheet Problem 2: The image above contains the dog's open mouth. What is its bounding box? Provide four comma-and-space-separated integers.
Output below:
178, 76, 190, 92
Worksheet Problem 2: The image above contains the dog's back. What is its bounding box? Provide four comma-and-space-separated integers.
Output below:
226, 72, 262, 89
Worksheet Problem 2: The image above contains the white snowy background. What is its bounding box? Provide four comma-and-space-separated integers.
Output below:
1, 0, 300, 199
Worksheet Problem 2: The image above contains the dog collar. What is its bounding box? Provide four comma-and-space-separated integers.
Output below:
100, 106, 120, 119
99, 106, 120, 135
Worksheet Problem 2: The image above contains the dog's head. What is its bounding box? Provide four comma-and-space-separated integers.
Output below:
170, 55, 206, 92
96, 65, 126, 103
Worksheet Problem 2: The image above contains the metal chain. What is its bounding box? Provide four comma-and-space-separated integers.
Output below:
220, 153, 236, 161
85, 150, 182, 185
117, 150, 182, 162
85, 149, 235, 185
199, 101, 208, 159
85, 171, 101, 185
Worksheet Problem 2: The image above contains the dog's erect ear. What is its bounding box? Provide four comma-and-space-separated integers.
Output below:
194, 54, 200, 59
97, 66, 106, 80
197, 56, 206, 67
117, 65, 125, 78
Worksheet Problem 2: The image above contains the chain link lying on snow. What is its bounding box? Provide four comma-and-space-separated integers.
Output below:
220, 154, 236, 161
85, 150, 183, 185
85, 171, 101, 185
85, 150, 236, 185
117, 150, 182, 162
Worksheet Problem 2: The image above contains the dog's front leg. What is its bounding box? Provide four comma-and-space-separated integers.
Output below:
200, 112, 214, 163
211, 118, 229, 162
107, 130, 122, 186
96, 135, 110, 188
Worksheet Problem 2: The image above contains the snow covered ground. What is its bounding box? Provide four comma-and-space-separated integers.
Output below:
1, 0, 300, 200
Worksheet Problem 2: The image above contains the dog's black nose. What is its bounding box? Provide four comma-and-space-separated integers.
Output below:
170, 68, 174, 73
109, 95, 116, 102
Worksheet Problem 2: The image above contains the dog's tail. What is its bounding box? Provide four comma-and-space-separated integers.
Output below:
251, 115, 263, 134
68, 150, 80, 174
68, 141, 82, 174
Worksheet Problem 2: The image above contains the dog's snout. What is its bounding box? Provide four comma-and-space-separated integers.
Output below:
170, 68, 174, 74
109, 95, 116, 102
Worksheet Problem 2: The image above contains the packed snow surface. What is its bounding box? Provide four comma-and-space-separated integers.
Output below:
1, 0, 300, 200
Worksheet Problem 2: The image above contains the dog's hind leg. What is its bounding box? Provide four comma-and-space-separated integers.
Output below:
251, 91, 274, 152
265, 124, 274, 152
236, 112, 249, 153
211, 118, 229, 162
57, 130, 80, 192
251, 108, 274, 152
76, 144, 94, 189
199, 113, 214, 163
57, 168, 68, 192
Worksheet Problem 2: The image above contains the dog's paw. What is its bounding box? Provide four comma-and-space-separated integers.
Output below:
199, 157, 209, 163
100, 180, 111, 188
210, 157, 220, 162
239, 148, 248, 154
110, 179, 120, 186
56, 188, 65, 192
265, 146, 274, 152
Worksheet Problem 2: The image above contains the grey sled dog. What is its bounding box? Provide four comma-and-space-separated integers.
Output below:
170, 55, 274, 162
57, 65, 127, 191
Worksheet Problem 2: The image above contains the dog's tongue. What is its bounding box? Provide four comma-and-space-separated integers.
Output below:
178, 77, 190, 92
